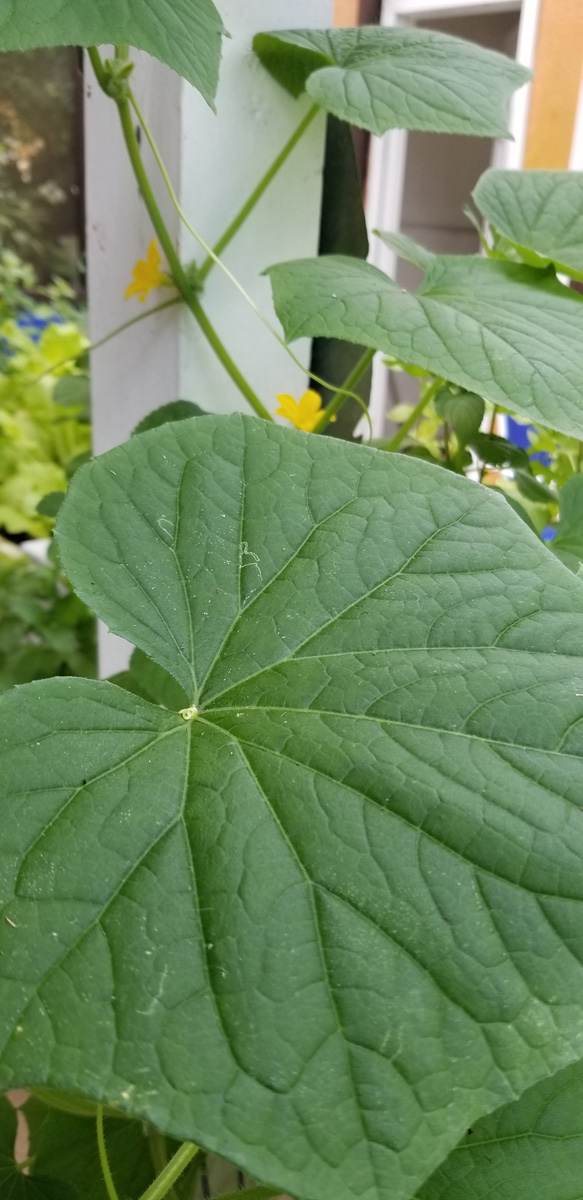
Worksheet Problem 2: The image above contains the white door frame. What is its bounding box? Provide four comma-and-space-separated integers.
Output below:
364, 0, 542, 434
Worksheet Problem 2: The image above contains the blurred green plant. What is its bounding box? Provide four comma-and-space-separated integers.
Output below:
0, 246, 95, 683
0, 274, 90, 537
0, 539, 95, 692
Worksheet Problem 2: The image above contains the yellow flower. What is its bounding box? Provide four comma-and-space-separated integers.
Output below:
275, 389, 326, 433
124, 239, 166, 303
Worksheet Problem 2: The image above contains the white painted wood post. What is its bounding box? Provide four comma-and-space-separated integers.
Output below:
84, 1, 333, 675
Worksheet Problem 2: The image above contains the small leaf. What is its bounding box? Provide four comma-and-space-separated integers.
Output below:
0, 0, 226, 104
434, 390, 485, 447
66, 452, 91, 481
513, 469, 556, 506
53, 376, 90, 410
133, 400, 207, 436
36, 492, 66, 519
553, 474, 583, 561
3, 417, 583, 1200
487, 486, 538, 533
375, 230, 435, 272
419, 1057, 583, 1200
470, 433, 529, 468
474, 169, 583, 280
253, 27, 529, 137
110, 647, 190, 710
267, 254, 583, 440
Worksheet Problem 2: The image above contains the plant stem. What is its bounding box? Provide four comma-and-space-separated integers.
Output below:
138, 1142, 199, 1200
198, 104, 320, 283
480, 403, 499, 480
128, 87, 370, 417
116, 96, 189, 288
443, 420, 450, 463
188, 295, 273, 417
29, 297, 181, 387
96, 1107, 121, 1200
148, 1129, 178, 1200
312, 348, 376, 434
88, 47, 270, 422
90, 298, 181, 350
384, 378, 441, 452
87, 46, 109, 89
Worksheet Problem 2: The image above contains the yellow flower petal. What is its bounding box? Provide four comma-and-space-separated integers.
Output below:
275, 393, 298, 421
275, 389, 323, 433
124, 239, 166, 303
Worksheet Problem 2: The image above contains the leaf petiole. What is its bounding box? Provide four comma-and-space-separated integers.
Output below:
96, 1106, 121, 1200
384, 377, 442, 452
312, 347, 376, 434
128, 87, 370, 418
198, 103, 321, 283
138, 1141, 200, 1200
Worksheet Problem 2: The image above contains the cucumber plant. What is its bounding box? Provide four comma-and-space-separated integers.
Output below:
1, 5, 583, 1200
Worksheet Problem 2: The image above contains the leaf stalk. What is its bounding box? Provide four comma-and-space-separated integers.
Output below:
384, 377, 441, 452
312, 348, 376, 434
198, 104, 321, 283
138, 1141, 199, 1200
96, 1107, 121, 1200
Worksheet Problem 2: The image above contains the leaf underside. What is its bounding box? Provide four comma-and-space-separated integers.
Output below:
2, 416, 583, 1200
0, 0, 225, 103
253, 27, 529, 137
267, 254, 583, 441
474, 169, 583, 280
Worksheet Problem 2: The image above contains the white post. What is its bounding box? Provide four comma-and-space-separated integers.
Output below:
84, 1, 333, 675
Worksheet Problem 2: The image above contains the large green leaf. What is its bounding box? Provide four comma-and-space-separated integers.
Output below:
253, 27, 529, 137
267, 254, 583, 440
474, 169, 583, 280
419, 1057, 583, 1200
0, 0, 225, 103
3, 416, 583, 1200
